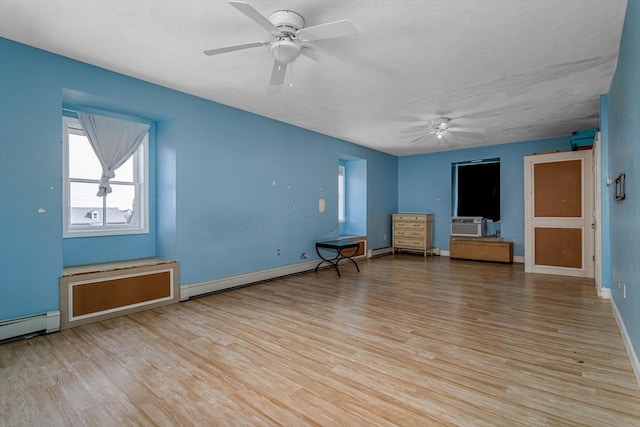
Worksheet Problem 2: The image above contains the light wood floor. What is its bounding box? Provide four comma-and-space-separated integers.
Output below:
1, 255, 639, 426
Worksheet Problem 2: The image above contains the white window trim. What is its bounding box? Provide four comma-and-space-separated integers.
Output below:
62, 116, 149, 238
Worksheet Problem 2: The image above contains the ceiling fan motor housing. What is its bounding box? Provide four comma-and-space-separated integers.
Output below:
269, 10, 304, 35
431, 118, 451, 129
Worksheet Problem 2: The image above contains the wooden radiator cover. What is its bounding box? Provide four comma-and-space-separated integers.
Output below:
450, 238, 513, 263
339, 236, 367, 258
60, 258, 179, 329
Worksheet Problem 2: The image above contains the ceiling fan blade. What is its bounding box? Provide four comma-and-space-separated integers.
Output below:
297, 19, 358, 41
269, 60, 287, 86
409, 135, 430, 145
401, 124, 429, 134
300, 46, 351, 79
204, 41, 270, 56
229, 1, 278, 33
299, 47, 323, 63
447, 127, 485, 134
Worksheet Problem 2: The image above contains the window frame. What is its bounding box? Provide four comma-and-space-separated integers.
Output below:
62, 115, 149, 238
452, 158, 501, 222
338, 164, 346, 223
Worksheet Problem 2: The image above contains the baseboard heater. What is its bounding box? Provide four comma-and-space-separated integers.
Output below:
60, 258, 179, 330
0, 311, 60, 342
367, 247, 394, 258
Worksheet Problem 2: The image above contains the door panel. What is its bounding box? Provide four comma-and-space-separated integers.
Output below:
534, 227, 583, 268
533, 160, 582, 217
524, 151, 594, 278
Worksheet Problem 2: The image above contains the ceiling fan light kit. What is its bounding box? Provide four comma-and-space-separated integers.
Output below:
270, 39, 301, 64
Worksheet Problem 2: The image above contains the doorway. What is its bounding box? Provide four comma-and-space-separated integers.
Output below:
524, 150, 594, 278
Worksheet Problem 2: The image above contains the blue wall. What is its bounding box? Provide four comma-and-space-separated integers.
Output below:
1, 41, 64, 319
0, 38, 398, 320
398, 137, 572, 256
605, 0, 640, 360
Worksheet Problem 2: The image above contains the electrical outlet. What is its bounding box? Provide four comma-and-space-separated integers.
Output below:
623, 284, 626, 299
383, 234, 387, 241
514, 239, 519, 246
276, 249, 281, 256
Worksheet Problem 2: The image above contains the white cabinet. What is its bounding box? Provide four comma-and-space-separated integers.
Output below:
393, 214, 434, 257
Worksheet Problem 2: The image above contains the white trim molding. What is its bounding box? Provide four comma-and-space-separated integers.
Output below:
181, 260, 319, 300
610, 297, 640, 389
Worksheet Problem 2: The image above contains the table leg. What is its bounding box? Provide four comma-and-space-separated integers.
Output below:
340, 247, 360, 272
314, 246, 360, 277
315, 246, 341, 276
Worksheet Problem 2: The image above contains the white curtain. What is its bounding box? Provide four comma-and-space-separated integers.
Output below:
78, 113, 150, 197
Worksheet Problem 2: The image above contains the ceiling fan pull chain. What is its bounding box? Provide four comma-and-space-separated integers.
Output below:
290, 63, 294, 88
278, 43, 281, 70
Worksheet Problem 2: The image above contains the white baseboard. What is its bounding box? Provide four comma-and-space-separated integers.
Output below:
181, 260, 319, 300
610, 296, 640, 389
367, 247, 393, 258
440, 250, 450, 257
0, 311, 60, 341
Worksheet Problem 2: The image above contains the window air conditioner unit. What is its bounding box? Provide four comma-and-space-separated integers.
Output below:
451, 216, 486, 237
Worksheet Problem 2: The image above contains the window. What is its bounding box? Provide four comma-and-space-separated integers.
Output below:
338, 164, 345, 222
63, 115, 149, 237
452, 159, 500, 221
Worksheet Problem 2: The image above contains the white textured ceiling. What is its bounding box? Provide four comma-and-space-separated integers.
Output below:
0, 0, 627, 155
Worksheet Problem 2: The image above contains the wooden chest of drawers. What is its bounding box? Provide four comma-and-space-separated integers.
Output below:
393, 214, 434, 257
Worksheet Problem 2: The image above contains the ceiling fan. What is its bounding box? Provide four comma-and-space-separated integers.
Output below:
404, 117, 485, 144
204, 1, 358, 88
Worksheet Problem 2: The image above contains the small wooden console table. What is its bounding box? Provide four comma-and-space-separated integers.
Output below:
314, 240, 361, 277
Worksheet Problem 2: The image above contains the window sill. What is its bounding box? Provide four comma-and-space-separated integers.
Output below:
63, 227, 149, 239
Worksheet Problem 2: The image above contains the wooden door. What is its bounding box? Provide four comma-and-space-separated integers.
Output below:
524, 151, 594, 277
